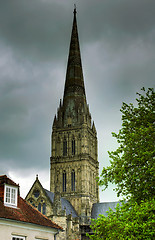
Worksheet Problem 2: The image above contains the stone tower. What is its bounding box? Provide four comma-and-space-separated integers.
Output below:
50, 8, 99, 224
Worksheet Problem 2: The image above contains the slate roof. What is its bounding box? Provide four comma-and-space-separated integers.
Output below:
91, 202, 120, 219
0, 175, 62, 230
45, 189, 78, 218
45, 189, 55, 202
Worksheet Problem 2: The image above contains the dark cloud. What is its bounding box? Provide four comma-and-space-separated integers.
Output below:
80, 0, 155, 40
1, 0, 154, 61
0, 0, 154, 201
0, 0, 71, 61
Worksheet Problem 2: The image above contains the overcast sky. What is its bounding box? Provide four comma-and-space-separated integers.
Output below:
0, 0, 154, 202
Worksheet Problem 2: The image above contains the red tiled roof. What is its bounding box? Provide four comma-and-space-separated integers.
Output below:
0, 175, 62, 230
0, 175, 19, 187
0, 197, 62, 230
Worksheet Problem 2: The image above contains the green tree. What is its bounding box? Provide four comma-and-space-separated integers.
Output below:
88, 88, 155, 239
99, 88, 155, 203
89, 199, 155, 240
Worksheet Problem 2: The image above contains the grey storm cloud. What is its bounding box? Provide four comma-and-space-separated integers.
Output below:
0, 0, 155, 200
0, 0, 71, 61
0, 0, 155, 61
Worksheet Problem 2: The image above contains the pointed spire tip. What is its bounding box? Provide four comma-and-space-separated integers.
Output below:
74, 4, 77, 15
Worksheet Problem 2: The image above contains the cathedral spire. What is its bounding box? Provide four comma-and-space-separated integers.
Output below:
50, 9, 99, 224
63, 6, 86, 100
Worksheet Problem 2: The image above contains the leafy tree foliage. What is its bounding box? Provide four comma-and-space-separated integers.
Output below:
89, 199, 155, 240
88, 88, 155, 239
99, 88, 155, 203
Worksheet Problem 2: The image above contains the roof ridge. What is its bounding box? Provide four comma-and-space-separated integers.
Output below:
0, 175, 19, 187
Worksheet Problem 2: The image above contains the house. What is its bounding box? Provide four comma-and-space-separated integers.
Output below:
0, 175, 63, 240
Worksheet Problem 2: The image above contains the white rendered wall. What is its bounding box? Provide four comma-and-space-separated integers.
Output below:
0, 218, 59, 240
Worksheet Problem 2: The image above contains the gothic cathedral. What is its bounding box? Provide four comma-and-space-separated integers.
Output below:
26, 8, 100, 240
50, 8, 99, 223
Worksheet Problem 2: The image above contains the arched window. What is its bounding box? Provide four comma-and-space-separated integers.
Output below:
33, 190, 40, 198
38, 203, 41, 212
43, 203, 46, 215
71, 170, 75, 191
63, 139, 67, 156
72, 139, 75, 155
63, 171, 67, 192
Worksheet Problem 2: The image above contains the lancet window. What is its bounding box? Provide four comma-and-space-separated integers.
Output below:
71, 170, 75, 191
37, 202, 46, 215
38, 203, 41, 212
43, 203, 46, 215
63, 138, 67, 156
63, 171, 67, 192
72, 138, 75, 155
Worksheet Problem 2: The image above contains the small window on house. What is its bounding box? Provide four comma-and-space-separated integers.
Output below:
63, 139, 67, 156
35, 238, 47, 240
4, 184, 18, 207
12, 235, 25, 240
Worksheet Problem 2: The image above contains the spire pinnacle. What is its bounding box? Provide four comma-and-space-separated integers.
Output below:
63, 7, 86, 100
74, 4, 77, 15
